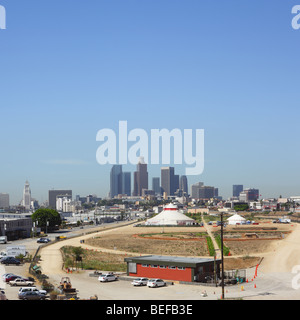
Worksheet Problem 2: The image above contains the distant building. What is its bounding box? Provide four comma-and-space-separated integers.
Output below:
233, 185, 243, 198
191, 183, 217, 200
174, 175, 179, 194
49, 190, 72, 210
110, 165, 123, 198
239, 188, 259, 202
133, 157, 148, 196
0, 193, 9, 209
191, 182, 204, 199
198, 186, 215, 200
161, 167, 175, 196
122, 172, 131, 196
179, 175, 188, 195
56, 196, 72, 212
22, 181, 31, 211
152, 177, 161, 195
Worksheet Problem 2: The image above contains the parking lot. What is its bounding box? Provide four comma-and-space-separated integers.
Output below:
1, 263, 46, 300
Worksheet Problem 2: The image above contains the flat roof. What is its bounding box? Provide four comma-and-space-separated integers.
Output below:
124, 255, 221, 267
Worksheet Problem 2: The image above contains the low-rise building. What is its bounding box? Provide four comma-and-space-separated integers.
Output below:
124, 255, 221, 283
0, 214, 32, 240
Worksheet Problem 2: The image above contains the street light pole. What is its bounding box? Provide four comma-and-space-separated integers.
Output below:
221, 212, 225, 299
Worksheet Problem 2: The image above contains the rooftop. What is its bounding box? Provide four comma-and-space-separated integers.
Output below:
124, 255, 221, 267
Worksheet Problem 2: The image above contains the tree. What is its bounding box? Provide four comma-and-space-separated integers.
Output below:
233, 204, 249, 212
72, 247, 85, 270
31, 208, 62, 232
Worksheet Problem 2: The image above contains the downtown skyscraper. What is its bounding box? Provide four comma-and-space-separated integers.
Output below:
133, 157, 148, 197
161, 167, 175, 196
110, 165, 123, 198
110, 165, 132, 198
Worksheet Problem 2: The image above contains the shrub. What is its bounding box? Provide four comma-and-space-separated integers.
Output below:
215, 235, 230, 256
206, 236, 215, 256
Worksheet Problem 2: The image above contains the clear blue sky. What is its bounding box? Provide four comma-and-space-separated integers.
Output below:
0, 0, 299, 204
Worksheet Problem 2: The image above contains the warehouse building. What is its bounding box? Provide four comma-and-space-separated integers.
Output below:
0, 215, 32, 240
124, 255, 221, 283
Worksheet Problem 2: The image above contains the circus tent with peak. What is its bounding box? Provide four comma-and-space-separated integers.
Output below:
145, 203, 196, 226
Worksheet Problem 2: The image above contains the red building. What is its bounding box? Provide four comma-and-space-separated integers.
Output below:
124, 255, 221, 283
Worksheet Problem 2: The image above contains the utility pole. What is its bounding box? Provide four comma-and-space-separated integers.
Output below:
220, 212, 225, 299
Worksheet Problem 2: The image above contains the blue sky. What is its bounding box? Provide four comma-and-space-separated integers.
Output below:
0, 0, 300, 204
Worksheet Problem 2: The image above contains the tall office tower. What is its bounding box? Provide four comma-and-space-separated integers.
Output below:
49, 190, 72, 210
179, 175, 188, 195
152, 177, 161, 195
161, 167, 175, 196
174, 175, 179, 194
0, 193, 9, 209
214, 188, 219, 197
122, 172, 131, 196
191, 182, 204, 199
233, 185, 243, 198
22, 181, 31, 211
133, 157, 148, 196
110, 165, 123, 198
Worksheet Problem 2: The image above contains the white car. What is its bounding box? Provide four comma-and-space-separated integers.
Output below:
98, 274, 117, 282
9, 278, 35, 287
147, 279, 166, 288
18, 287, 47, 296
131, 278, 149, 286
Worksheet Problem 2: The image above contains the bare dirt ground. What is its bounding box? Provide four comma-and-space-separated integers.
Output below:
85, 226, 209, 257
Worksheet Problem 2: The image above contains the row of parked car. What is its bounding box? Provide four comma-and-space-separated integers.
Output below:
0, 256, 22, 265
97, 273, 166, 288
1, 273, 48, 300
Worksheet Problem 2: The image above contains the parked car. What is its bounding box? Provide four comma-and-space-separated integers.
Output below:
0, 289, 7, 300
4, 275, 22, 283
18, 291, 46, 300
147, 279, 166, 288
98, 273, 118, 282
131, 278, 149, 286
9, 278, 35, 287
2, 273, 16, 282
37, 238, 51, 243
18, 287, 47, 296
0, 257, 21, 265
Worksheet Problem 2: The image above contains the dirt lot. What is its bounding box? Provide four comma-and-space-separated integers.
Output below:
83, 222, 290, 269
85, 226, 210, 257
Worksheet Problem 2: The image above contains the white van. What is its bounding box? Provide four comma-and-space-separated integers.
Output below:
0, 236, 7, 244
18, 287, 47, 296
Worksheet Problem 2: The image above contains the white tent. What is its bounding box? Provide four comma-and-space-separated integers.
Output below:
226, 214, 246, 225
145, 203, 196, 226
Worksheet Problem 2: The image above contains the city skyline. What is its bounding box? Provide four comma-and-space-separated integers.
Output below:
0, 169, 293, 208
0, 1, 300, 204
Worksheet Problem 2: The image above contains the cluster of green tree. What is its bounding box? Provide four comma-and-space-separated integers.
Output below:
233, 204, 249, 212
31, 208, 62, 232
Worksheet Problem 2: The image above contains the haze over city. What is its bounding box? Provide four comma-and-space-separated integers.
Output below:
0, 1, 300, 204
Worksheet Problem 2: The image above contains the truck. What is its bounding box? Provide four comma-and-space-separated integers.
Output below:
4, 246, 27, 258
0, 236, 7, 244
